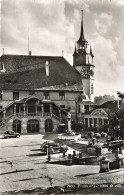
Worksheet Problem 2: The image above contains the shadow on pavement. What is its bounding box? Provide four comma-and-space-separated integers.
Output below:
27, 153, 46, 157
30, 149, 41, 151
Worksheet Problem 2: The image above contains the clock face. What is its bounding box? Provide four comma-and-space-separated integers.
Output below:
81, 67, 94, 78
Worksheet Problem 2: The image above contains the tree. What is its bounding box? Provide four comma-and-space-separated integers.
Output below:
109, 100, 124, 139
94, 95, 116, 104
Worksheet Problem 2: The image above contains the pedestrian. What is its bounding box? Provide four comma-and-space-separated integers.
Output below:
9, 161, 13, 168
49, 177, 53, 187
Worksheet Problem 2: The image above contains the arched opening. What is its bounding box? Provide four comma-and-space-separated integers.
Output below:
27, 119, 39, 133
45, 119, 53, 132
27, 99, 36, 114
13, 119, 21, 133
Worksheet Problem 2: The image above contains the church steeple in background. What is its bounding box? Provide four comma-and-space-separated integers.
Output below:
73, 9, 95, 102
73, 10, 94, 67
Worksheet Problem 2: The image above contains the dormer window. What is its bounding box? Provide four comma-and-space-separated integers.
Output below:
1, 63, 6, 72
13, 91, 19, 100
59, 91, 65, 100
44, 91, 50, 100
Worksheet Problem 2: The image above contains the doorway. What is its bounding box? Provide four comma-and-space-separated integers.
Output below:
13, 119, 21, 133
45, 119, 53, 132
27, 119, 39, 133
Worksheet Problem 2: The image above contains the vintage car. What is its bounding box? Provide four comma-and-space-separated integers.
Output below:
3, 131, 20, 138
40, 141, 68, 154
109, 140, 124, 148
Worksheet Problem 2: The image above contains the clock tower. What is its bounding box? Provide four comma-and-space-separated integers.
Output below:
73, 10, 95, 102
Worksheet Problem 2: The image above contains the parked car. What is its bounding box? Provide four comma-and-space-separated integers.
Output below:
40, 141, 68, 154
3, 131, 20, 138
109, 140, 124, 148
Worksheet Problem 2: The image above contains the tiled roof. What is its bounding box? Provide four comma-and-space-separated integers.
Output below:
0, 55, 68, 73
0, 55, 82, 90
99, 100, 119, 113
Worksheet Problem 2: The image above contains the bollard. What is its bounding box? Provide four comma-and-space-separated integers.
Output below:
63, 151, 66, 157
68, 154, 72, 159
47, 155, 51, 162
93, 138, 96, 145
99, 157, 109, 173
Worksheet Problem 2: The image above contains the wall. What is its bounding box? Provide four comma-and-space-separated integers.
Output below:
0, 115, 60, 134
2, 90, 13, 101
82, 79, 90, 99
0, 90, 81, 113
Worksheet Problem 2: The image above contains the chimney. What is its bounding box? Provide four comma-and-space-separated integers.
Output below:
29, 51, 32, 56
45, 61, 49, 76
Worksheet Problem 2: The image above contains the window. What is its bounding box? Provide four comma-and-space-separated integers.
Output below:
94, 118, 97, 127
91, 83, 93, 94
44, 91, 50, 100
84, 105, 89, 112
0, 90, 3, 100
13, 92, 19, 100
20, 105, 24, 112
89, 118, 92, 127
59, 91, 65, 100
1, 63, 6, 72
37, 104, 42, 112
28, 100, 36, 114
85, 118, 88, 128
99, 118, 102, 126
44, 104, 50, 112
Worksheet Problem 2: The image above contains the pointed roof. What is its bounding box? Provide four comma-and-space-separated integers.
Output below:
73, 43, 77, 56
77, 10, 87, 44
90, 45, 94, 57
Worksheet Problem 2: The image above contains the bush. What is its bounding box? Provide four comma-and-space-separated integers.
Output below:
72, 123, 83, 132
88, 131, 94, 138
101, 132, 107, 138
94, 133, 101, 139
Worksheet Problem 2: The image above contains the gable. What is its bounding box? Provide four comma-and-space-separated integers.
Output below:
91, 109, 108, 116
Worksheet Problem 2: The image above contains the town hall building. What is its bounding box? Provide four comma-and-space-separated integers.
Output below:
0, 10, 109, 134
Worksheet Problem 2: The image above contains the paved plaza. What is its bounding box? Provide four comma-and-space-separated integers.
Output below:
0, 134, 124, 194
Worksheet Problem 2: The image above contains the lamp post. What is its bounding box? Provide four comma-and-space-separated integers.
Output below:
75, 97, 78, 123
67, 112, 71, 134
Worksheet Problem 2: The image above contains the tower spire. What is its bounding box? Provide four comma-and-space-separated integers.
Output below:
77, 10, 86, 45
73, 42, 77, 56
90, 44, 94, 57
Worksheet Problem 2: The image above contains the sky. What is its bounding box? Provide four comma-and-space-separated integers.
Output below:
1, 0, 124, 97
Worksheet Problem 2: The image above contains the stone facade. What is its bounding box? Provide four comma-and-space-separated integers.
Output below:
0, 97, 67, 134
